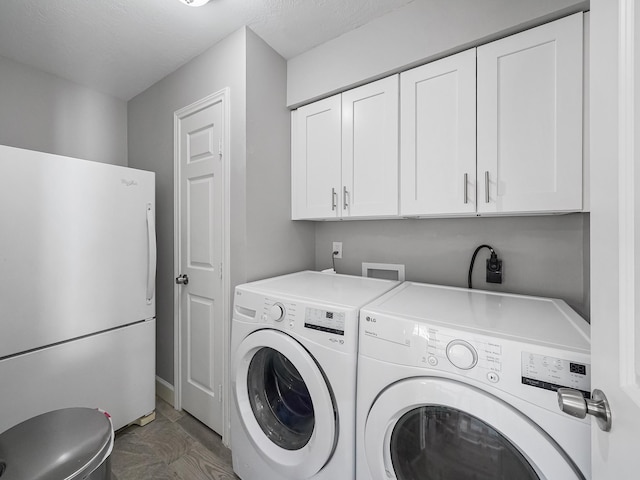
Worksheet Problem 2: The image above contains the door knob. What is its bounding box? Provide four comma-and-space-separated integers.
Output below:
557, 388, 612, 432
176, 274, 189, 285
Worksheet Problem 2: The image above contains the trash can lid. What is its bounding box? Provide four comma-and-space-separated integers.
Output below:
0, 407, 113, 480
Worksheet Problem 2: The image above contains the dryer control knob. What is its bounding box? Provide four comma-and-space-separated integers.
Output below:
268, 303, 285, 322
446, 340, 478, 370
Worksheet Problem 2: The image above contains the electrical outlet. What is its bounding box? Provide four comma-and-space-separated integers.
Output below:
486, 256, 503, 284
332, 242, 342, 259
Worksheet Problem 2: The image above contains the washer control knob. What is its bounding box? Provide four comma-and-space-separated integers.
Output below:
446, 340, 478, 370
268, 303, 285, 322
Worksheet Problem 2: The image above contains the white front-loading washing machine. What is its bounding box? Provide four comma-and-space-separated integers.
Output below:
231, 271, 399, 480
356, 282, 591, 480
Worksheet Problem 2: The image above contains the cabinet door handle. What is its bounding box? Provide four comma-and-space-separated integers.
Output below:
463, 173, 468, 204
343, 186, 349, 210
484, 171, 490, 204
331, 188, 337, 211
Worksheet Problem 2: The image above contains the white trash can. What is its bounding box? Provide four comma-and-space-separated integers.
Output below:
0, 407, 114, 480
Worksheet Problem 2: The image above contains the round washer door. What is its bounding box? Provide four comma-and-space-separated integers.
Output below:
364, 378, 584, 480
234, 329, 337, 478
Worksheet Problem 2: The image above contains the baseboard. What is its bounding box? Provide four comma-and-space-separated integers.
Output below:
155, 376, 175, 406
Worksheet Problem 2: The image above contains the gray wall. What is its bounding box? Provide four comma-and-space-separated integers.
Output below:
287, 0, 588, 106
128, 27, 315, 386
0, 55, 127, 165
316, 214, 590, 319
245, 30, 315, 282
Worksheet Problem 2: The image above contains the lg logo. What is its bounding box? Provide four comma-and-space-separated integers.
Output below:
365, 316, 377, 323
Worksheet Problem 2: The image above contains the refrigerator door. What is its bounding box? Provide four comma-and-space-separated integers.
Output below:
0, 145, 156, 358
0, 319, 156, 433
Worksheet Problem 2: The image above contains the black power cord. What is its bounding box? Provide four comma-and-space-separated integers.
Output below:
332, 250, 339, 273
468, 244, 502, 289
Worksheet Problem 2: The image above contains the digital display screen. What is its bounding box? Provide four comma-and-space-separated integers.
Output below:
570, 363, 586, 375
304, 308, 345, 336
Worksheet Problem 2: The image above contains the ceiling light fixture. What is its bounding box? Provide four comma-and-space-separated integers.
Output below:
178, 0, 211, 6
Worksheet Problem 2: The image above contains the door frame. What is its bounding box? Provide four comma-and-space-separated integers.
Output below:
616, 0, 640, 408
591, 0, 640, 475
173, 88, 231, 443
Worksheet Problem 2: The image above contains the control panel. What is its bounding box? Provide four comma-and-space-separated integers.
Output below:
359, 311, 591, 402
446, 340, 478, 370
521, 352, 591, 397
259, 298, 295, 325
423, 327, 503, 378
233, 289, 357, 352
361, 315, 505, 382
304, 307, 345, 336
268, 303, 285, 322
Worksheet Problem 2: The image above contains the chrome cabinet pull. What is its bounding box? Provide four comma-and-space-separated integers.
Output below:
484, 171, 490, 204
331, 188, 337, 211
343, 186, 349, 210
463, 173, 468, 204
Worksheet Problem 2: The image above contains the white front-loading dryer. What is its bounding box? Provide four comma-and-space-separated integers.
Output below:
231, 271, 399, 480
356, 282, 591, 480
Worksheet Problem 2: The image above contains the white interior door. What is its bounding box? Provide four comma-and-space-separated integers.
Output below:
175, 93, 226, 435
590, 0, 640, 477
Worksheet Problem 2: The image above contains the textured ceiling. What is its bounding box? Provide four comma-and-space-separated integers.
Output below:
0, 0, 414, 100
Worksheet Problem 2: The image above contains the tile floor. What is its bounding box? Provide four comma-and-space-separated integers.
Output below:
111, 398, 239, 480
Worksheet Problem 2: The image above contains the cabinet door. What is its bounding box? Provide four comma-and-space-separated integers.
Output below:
400, 49, 476, 216
477, 13, 583, 214
342, 75, 399, 217
291, 95, 342, 219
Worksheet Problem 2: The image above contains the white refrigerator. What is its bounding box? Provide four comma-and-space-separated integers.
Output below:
0, 145, 156, 432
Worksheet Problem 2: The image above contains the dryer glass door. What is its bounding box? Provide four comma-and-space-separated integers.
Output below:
234, 329, 337, 479
364, 378, 585, 480
390, 406, 538, 479
247, 346, 315, 450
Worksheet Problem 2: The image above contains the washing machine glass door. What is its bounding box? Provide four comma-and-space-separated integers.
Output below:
364, 378, 584, 480
234, 329, 337, 478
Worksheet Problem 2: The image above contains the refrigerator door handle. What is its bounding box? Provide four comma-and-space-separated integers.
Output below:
146, 203, 157, 305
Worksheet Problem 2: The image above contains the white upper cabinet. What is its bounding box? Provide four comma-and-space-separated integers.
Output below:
292, 13, 584, 220
342, 76, 399, 217
477, 13, 583, 214
400, 49, 476, 216
291, 94, 342, 219
292, 76, 399, 220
